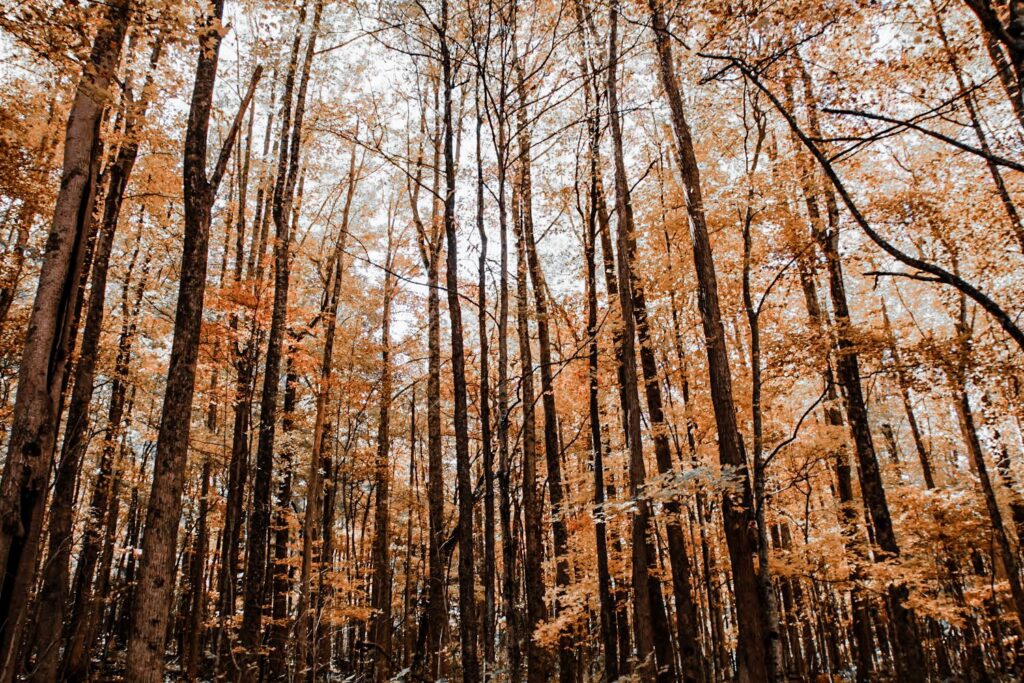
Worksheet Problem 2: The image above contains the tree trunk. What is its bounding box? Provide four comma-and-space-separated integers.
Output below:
513, 44, 577, 683
440, 2, 480, 676
239, 3, 315, 670
370, 226, 397, 682
647, 3, 770, 680
0, 3, 131, 677
125, 2, 259, 677
514, 181, 550, 683
475, 73, 497, 672
575, 7, 620, 676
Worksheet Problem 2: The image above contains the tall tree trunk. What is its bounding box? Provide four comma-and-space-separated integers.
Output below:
370, 226, 397, 682
575, 6, 620, 675
475, 73, 497, 671
514, 180, 549, 683
512, 43, 577, 683
439, 2, 480, 676
125, 1, 259, 677
794, 56, 926, 681
30, 39, 162, 682
239, 3, 317, 670
584, 122, 620, 683
408, 75, 445, 680
0, 4, 131, 677
494, 79, 518, 683
646, 3, 770, 680
739, 113, 785, 683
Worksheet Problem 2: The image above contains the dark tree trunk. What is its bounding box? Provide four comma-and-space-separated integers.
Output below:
239, 3, 315, 671
514, 182, 550, 683
512, 45, 577, 683
475, 73, 497, 671
647, 3, 770, 680
125, 2, 258, 678
0, 4, 131, 678
370, 229, 396, 682
439, 3, 480, 676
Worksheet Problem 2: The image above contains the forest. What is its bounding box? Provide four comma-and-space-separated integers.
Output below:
0, 0, 1023, 680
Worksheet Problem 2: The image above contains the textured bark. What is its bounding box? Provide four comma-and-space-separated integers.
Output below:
440, 2, 480, 675
492, 66, 519, 683
793, 58, 926, 681
475, 74, 497, 670
514, 186, 549, 683
408, 75, 445, 680
125, 1, 260, 677
239, 3, 315, 670
30, 40, 162, 683
647, 3, 770, 680
267, 358, 297, 680
739, 115, 785, 683
0, 3, 130, 678
370, 229, 396, 682
964, 0, 1024, 123
513, 46, 577, 683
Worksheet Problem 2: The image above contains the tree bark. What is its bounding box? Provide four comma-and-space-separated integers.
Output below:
646, 3, 770, 680
512, 42, 578, 683
125, 2, 259, 677
0, 3, 131, 678
239, 3, 316, 671
370, 225, 397, 682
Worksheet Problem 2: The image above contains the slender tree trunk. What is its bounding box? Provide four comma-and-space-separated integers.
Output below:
0, 4, 131, 677
408, 75, 445, 680
216, 79, 270, 662
370, 227, 397, 682
440, 3, 480, 675
513, 45, 577, 683
647, 3, 770, 680
584, 127, 620, 683
240, 3, 316, 670
575, 9, 620, 676
475, 73, 497, 672
126, 2, 259, 678
514, 182, 550, 683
